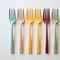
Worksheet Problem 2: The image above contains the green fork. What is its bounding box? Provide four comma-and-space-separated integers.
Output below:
9, 9, 16, 54
51, 9, 59, 54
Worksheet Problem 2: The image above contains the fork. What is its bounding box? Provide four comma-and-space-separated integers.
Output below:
9, 9, 16, 54
43, 9, 50, 54
17, 9, 24, 54
26, 9, 33, 54
34, 9, 42, 54
51, 9, 59, 54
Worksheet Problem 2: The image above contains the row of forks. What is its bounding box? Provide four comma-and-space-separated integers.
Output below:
9, 9, 59, 54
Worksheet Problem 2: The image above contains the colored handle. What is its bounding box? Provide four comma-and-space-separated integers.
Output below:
46, 24, 49, 54
28, 24, 32, 54
10, 24, 14, 54
20, 24, 23, 54
54, 24, 58, 54
36, 24, 41, 54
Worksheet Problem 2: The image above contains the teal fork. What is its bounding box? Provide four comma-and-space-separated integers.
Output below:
9, 9, 16, 54
51, 9, 59, 54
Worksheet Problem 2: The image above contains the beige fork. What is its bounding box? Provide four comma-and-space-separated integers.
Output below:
17, 9, 24, 54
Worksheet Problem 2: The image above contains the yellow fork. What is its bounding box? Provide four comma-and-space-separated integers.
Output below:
26, 9, 33, 54
34, 9, 42, 54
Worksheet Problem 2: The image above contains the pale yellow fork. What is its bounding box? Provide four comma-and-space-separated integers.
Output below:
34, 9, 42, 54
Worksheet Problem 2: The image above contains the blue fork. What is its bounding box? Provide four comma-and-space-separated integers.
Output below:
9, 9, 16, 54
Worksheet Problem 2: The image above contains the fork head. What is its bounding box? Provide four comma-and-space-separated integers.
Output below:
43, 9, 50, 24
17, 9, 24, 23
9, 9, 16, 24
26, 9, 33, 24
51, 9, 59, 24
34, 9, 42, 24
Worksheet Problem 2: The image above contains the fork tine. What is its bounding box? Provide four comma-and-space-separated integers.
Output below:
52, 9, 58, 19
17, 9, 24, 19
9, 9, 16, 20
43, 9, 50, 19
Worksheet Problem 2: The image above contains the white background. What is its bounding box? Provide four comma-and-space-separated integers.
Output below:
0, 0, 60, 60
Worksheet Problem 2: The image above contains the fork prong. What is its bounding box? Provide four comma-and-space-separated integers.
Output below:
35, 9, 42, 19
26, 9, 33, 19
9, 9, 16, 20
26, 9, 33, 24
52, 9, 58, 19
34, 9, 42, 24
17, 9, 24, 20
43, 9, 50, 20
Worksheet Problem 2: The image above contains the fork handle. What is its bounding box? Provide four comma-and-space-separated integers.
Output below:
54, 24, 58, 54
10, 24, 14, 54
36, 24, 41, 54
28, 24, 32, 54
20, 24, 23, 54
46, 24, 49, 54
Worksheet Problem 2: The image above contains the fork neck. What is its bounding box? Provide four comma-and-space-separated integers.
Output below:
45, 23, 49, 53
